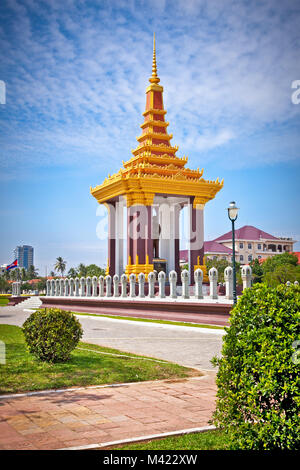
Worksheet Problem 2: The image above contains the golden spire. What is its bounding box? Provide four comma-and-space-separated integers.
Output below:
149, 33, 160, 84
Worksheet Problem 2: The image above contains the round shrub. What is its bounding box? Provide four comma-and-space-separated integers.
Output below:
212, 283, 300, 450
22, 308, 83, 362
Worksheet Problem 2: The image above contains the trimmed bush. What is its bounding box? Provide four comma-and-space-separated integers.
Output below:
212, 283, 300, 450
22, 308, 83, 362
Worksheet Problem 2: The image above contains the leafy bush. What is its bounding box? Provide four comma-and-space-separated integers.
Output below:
23, 309, 83, 362
212, 283, 300, 450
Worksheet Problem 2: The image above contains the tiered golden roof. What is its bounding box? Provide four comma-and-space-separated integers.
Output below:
91, 35, 223, 208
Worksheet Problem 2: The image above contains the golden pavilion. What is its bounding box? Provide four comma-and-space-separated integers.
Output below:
91, 35, 223, 283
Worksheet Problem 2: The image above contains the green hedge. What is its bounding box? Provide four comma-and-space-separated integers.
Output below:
212, 283, 300, 450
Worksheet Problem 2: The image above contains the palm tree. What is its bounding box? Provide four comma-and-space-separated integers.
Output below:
67, 267, 78, 278
77, 263, 87, 277
54, 257, 67, 277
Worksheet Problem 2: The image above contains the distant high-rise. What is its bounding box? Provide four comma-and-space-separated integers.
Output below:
14, 245, 34, 270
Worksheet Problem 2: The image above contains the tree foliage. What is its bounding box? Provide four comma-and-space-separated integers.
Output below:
212, 283, 300, 450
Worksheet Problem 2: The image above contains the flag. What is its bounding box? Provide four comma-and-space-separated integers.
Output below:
6, 259, 18, 271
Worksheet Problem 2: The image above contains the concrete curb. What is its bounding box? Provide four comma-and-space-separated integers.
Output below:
0, 375, 209, 401
59, 425, 217, 450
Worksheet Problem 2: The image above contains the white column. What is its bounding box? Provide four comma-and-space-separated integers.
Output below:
115, 197, 124, 277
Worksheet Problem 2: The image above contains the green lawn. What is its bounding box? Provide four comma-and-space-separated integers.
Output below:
113, 429, 228, 450
74, 312, 224, 330
0, 298, 9, 307
0, 324, 199, 394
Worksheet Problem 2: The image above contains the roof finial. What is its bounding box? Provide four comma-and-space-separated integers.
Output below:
149, 32, 160, 84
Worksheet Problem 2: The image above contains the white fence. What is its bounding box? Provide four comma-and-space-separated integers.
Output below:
39, 266, 253, 302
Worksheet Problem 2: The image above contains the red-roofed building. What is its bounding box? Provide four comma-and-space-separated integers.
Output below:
214, 225, 296, 264
180, 226, 296, 265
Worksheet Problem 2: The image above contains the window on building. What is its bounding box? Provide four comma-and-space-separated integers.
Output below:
240, 255, 244, 261
258, 255, 262, 259
239, 243, 243, 249
248, 255, 252, 261
257, 243, 262, 250
248, 243, 252, 249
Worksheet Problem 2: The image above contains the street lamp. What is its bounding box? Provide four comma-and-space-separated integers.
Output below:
227, 201, 239, 304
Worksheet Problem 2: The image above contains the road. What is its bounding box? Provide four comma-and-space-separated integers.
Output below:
0, 305, 225, 372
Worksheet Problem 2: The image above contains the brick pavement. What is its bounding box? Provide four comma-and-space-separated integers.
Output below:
0, 375, 217, 450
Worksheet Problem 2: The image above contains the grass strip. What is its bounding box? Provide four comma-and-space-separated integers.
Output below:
113, 429, 227, 450
0, 324, 199, 394
74, 312, 224, 330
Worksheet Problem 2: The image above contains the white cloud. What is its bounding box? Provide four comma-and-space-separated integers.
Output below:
0, 0, 300, 176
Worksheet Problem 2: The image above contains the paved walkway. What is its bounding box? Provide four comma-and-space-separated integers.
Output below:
0, 375, 217, 450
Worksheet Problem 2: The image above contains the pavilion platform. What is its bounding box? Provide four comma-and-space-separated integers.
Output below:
39, 296, 232, 327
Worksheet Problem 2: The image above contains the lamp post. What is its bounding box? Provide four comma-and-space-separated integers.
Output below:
227, 201, 239, 304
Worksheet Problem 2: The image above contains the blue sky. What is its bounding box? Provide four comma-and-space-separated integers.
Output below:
0, 0, 300, 275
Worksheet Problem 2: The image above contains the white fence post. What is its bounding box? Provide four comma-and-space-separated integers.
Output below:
181, 269, 189, 299
158, 271, 166, 299
129, 273, 136, 298
60, 279, 65, 296
105, 275, 112, 297
194, 268, 203, 299
51, 279, 55, 296
92, 276, 98, 297
121, 274, 127, 298
113, 274, 120, 297
80, 277, 86, 297
148, 272, 155, 298
86, 277, 92, 297
65, 279, 69, 296
69, 278, 75, 296
209, 267, 218, 299
224, 266, 233, 300
56, 279, 60, 296
169, 270, 177, 299
99, 275, 105, 297
75, 277, 80, 296
138, 273, 145, 298
241, 265, 252, 290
